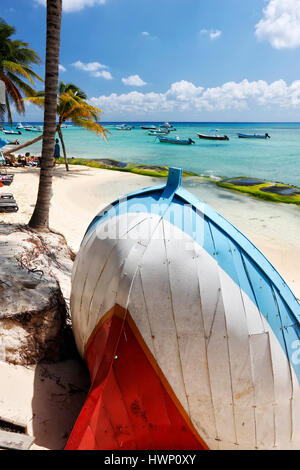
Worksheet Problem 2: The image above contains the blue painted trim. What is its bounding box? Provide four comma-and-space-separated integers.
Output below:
166, 167, 182, 190
175, 186, 300, 324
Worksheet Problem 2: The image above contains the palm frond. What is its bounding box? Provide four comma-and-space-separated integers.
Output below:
6, 71, 37, 97
2, 60, 34, 84
24, 95, 45, 108
22, 65, 43, 82
5, 90, 13, 125
70, 117, 109, 139
11, 44, 41, 66
1, 72, 25, 114
0, 18, 42, 122
58, 80, 66, 95
64, 83, 87, 99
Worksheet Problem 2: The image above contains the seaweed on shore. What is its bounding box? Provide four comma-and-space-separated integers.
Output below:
217, 177, 300, 206
59, 157, 196, 178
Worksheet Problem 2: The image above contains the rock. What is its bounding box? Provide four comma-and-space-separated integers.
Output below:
0, 224, 75, 365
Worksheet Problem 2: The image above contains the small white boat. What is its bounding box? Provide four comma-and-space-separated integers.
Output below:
3, 129, 22, 135
16, 122, 24, 129
116, 124, 132, 131
24, 126, 39, 132
162, 122, 174, 129
148, 129, 170, 135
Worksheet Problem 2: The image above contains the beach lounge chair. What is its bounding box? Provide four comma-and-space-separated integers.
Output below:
0, 193, 19, 212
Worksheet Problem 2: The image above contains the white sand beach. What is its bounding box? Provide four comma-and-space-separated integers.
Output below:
1, 164, 300, 449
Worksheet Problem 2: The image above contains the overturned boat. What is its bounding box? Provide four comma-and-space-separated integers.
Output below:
66, 167, 300, 450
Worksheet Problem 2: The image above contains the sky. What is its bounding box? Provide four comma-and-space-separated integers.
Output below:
3, 0, 300, 121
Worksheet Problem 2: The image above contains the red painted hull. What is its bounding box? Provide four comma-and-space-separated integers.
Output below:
66, 305, 208, 450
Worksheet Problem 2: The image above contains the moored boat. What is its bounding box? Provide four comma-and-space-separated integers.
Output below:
141, 125, 158, 130
197, 133, 229, 141
2, 129, 22, 135
161, 122, 174, 129
24, 126, 39, 132
238, 133, 270, 139
66, 167, 300, 450
158, 136, 195, 145
116, 124, 132, 130
16, 122, 24, 129
148, 129, 169, 135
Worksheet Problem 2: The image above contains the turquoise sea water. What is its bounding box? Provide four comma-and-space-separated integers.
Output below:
4, 122, 300, 186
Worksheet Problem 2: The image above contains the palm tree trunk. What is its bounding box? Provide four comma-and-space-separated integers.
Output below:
5, 91, 12, 126
57, 125, 69, 171
29, 0, 62, 230
2, 134, 43, 156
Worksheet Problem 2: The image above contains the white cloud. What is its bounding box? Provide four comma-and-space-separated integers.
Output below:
59, 64, 66, 72
256, 0, 300, 49
89, 78, 300, 115
122, 75, 147, 86
141, 31, 157, 40
35, 0, 106, 12
200, 29, 222, 40
71, 60, 113, 79
71, 60, 108, 72
94, 70, 113, 80
209, 30, 222, 40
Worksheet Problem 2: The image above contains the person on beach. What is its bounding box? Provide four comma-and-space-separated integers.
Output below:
54, 138, 60, 165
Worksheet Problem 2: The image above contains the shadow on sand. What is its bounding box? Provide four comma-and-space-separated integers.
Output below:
31, 358, 90, 450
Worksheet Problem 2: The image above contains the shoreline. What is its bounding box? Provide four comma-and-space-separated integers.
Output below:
4, 144, 300, 205
64, 157, 300, 205
1, 163, 300, 299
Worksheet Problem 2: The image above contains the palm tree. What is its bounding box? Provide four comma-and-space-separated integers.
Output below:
28, 0, 62, 230
0, 18, 42, 124
26, 81, 109, 171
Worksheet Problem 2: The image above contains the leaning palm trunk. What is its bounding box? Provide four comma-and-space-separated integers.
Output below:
2, 134, 43, 157
57, 125, 69, 171
29, 0, 62, 230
